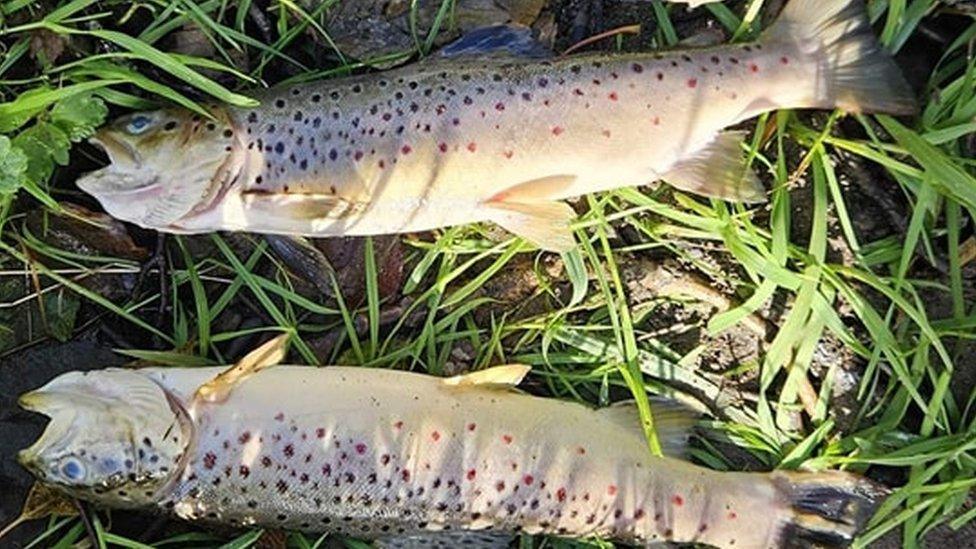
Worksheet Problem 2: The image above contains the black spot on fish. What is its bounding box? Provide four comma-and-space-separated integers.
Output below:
267, 124, 276, 133
311, 93, 321, 103
164, 121, 178, 131
352, 84, 362, 93
291, 88, 300, 96
275, 99, 285, 109
246, 112, 258, 123
205, 122, 216, 131
222, 129, 233, 138
275, 142, 285, 154
293, 111, 303, 122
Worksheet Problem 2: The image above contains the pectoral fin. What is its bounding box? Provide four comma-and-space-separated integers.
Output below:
242, 191, 367, 221
193, 333, 290, 404
442, 364, 531, 389
663, 131, 766, 203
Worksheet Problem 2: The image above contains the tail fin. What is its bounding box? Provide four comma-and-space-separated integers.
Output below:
764, 0, 916, 115
770, 470, 889, 547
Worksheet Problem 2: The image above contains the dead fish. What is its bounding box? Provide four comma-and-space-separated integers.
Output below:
19, 338, 886, 548
78, 0, 914, 251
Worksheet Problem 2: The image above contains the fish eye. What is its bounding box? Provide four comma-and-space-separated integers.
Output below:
125, 115, 154, 135
59, 457, 87, 482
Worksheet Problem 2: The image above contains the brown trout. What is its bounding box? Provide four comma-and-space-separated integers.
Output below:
76, 0, 914, 252
19, 342, 884, 548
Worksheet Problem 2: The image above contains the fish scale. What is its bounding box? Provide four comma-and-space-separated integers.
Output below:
77, 0, 915, 252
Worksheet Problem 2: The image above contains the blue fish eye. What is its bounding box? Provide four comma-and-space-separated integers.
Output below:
126, 115, 153, 134
60, 458, 86, 481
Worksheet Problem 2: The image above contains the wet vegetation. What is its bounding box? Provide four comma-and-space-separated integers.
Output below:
1, 0, 975, 547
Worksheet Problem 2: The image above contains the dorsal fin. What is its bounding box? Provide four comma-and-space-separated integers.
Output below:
598, 397, 700, 458
441, 364, 530, 388
193, 333, 290, 404
438, 25, 552, 59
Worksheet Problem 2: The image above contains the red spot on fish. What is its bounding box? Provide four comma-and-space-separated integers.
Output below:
602, 130, 611, 138
401, 469, 411, 482
672, 494, 684, 506
496, 481, 506, 492
607, 485, 618, 496
202, 452, 216, 469
728, 511, 738, 520
577, 447, 586, 455
354, 150, 364, 161
401, 145, 412, 155
393, 421, 403, 430
378, 159, 385, 169
466, 469, 477, 481
656, 72, 664, 81
283, 444, 294, 457
557, 487, 567, 502
503, 150, 514, 159
355, 443, 367, 454
238, 431, 251, 444
609, 92, 618, 101
467, 142, 477, 152
523, 474, 534, 485
239, 465, 250, 478
551, 126, 564, 136
436, 104, 447, 115
381, 454, 390, 465
274, 412, 284, 421
634, 508, 645, 519
438, 142, 448, 153
495, 102, 505, 111
653, 116, 661, 126
687, 78, 698, 88
315, 428, 325, 438
749, 63, 759, 73
502, 434, 513, 444
699, 524, 708, 533
780, 56, 789, 65
467, 423, 477, 431
431, 431, 441, 442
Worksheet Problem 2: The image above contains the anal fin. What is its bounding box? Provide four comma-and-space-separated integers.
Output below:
663, 130, 766, 203
598, 397, 699, 458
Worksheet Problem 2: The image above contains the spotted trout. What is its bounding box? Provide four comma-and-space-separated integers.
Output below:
76, 0, 914, 252
19, 341, 884, 548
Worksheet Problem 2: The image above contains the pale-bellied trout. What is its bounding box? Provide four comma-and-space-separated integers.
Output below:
77, 0, 914, 251
19, 344, 885, 548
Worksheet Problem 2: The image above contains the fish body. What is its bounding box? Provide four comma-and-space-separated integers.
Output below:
78, 0, 915, 251
20, 364, 884, 548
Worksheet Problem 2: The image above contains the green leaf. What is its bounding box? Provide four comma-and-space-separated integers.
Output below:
50, 93, 108, 141
0, 136, 28, 194
13, 122, 71, 184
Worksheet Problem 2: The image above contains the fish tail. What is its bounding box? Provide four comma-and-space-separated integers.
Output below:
763, 0, 917, 115
769, 470, 888, 547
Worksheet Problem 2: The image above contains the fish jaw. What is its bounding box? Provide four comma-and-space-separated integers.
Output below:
18, 369, 193, 508
77, 108, 243, 231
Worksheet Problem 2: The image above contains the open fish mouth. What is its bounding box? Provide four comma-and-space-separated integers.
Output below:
89, 130, 141, 168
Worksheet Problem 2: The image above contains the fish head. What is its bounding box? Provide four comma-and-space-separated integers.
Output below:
17, 369, 192, 508
78, 107, 242, 230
